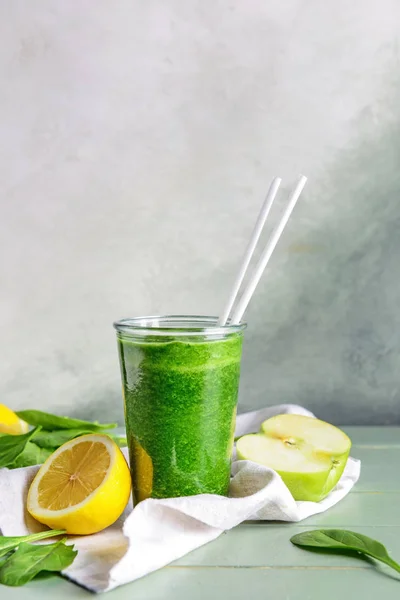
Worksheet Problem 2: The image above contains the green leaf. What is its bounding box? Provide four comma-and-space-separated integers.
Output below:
0, 428, 41, 469
16, 410, 116, 432
108, 434, 127, 447
22, 428, 126, 451
291, 529, 400, 575
0, 539, 77, 586
33, 428, 94, 449
0, 555, 10, 568
11, 442, 53, 468
0, 530, 66, 559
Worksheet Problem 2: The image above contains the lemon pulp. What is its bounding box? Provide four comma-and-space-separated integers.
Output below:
37, 440, 111, 509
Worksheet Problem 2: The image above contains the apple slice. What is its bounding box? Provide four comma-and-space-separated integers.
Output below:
236, 414, 351, 502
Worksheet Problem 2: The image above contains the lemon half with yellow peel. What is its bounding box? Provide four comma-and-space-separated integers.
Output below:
27, 433, 131, 534
0, 403, 29, 434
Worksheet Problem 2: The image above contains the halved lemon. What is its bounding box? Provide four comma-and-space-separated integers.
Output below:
27, 433, 131, 534
0, 403, 29, 435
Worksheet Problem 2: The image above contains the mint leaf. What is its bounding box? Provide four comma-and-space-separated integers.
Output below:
0, 530, 66, 559
16, 410, 116, 432
0, 539, 77, 586
0, 428, 41, 469
291, 529, 400, 576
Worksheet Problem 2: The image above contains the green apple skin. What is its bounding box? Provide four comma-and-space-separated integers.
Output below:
236, 415, 351, 502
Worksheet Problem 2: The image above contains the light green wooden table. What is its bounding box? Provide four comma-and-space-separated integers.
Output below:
3, 427, 400, 599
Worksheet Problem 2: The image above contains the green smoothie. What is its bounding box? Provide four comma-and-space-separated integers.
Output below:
114, 317, 244, 502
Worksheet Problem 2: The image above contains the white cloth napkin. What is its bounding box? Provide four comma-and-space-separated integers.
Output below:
0, 404, 360, 593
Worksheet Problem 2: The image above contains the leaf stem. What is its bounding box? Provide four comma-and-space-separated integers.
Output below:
20, 530, 66, 544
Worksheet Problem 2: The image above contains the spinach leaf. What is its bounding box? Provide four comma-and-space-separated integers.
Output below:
30, 428, 126, 450
0, 428, 41, 469
33, 428, 93, 448
108, 434, 127, 447
11, 442, 53, 468
0, 530, 66, 559
291, 529, 400, 575
16, 410, 116, 432
0, 539, 77, 586
0, 555, 10, 568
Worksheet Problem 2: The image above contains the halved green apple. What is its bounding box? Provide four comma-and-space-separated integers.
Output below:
236, 414, 351, 502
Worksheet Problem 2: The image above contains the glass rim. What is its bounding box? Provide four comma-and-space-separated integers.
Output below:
113, 315, 247, 337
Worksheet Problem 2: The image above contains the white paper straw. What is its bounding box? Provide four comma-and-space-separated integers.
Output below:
230, 175, 307, 324
218, 177, 282, 326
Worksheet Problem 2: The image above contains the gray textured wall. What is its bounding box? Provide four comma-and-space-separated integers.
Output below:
1, 1, 400, 425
